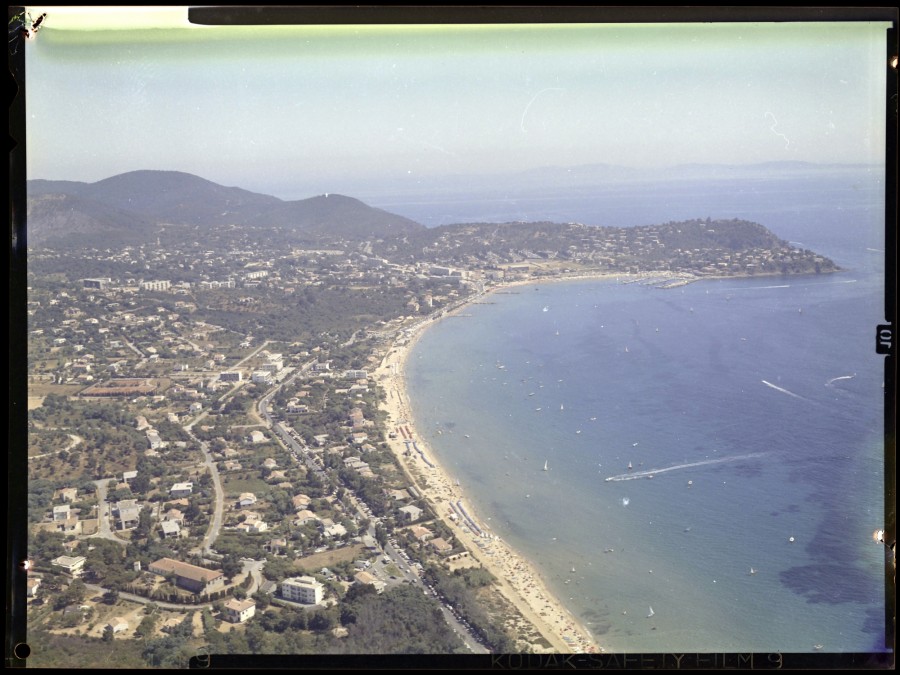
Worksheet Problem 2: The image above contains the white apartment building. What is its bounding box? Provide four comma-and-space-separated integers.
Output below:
281, 576, 324, 605
140, 280, 171, 292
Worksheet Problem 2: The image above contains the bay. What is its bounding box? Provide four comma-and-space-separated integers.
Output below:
402, 168, 889, 653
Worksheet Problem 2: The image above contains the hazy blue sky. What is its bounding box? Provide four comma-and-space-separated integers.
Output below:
23, 9, 890, 199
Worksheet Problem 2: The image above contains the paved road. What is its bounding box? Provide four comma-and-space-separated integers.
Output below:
84, 583, 213, 611
241, 559, 266, 595
375, 541, 488, 654
234, 340, 271, 369
183, 423, 225, 557
122, 338, 144, 359
88, 479, 126, 546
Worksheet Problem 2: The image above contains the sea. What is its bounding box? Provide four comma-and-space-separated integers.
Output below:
388, 167, 892, 654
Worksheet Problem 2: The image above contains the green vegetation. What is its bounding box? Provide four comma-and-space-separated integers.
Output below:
331, 584, 467, 653
425, 565, 516, 652
196, 283, 419, 343
26, 627, 150, 669
140, 612, 197, 668
28, 395, 147, 484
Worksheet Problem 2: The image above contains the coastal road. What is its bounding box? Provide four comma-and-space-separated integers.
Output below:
373, 536, 488, 653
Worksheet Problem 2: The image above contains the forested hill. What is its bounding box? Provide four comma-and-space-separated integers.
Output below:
26, 170, 423, 248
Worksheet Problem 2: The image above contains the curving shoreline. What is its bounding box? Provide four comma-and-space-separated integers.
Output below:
374, 267, 769, 652
374, 274, 634, 654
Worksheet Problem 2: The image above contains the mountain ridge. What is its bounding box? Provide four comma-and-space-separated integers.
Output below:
26, 170, 424, 246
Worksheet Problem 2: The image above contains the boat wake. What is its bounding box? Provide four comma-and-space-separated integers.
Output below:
717, 284, 790, 291
825, 373, 856, 387
761, 379, 807, 401
604, 452, 766, 482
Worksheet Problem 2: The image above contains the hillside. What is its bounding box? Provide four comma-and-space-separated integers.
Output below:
26, 170, 424, 247
24, 170, 840, 281
26, 193, 157, 247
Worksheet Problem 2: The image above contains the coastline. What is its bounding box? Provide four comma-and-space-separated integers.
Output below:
373, 265, 826, 653
375, 274, 629, 654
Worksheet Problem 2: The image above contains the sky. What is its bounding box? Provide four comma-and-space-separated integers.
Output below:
20, 7, 892, 200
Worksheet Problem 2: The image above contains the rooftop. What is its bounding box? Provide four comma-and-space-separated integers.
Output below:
149, 558, 223, 583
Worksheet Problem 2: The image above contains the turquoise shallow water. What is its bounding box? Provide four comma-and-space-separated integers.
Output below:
401, 171, 889, 653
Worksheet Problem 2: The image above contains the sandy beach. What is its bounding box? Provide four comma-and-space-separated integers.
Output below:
374, 277, 627, 654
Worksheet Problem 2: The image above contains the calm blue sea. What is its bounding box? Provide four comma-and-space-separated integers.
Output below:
401, 168, 890, 653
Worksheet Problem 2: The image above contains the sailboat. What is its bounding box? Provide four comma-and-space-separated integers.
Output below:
543, 460, 549, 471
627, 461, 633, 471
647, 606, 655, 618
749, 567, 757, 575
